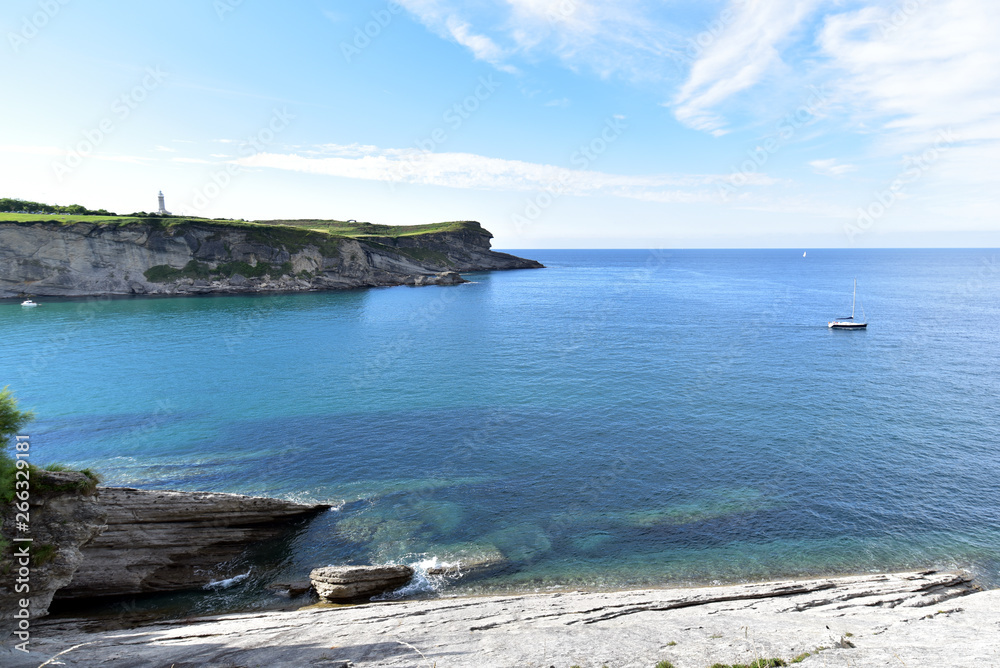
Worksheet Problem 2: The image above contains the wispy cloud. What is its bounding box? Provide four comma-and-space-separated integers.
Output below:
809, 158, 856, 177
397, 0, 682, 82
235, 142, 779, 204
819, 1, 1000, 149
672, 0, 821, 135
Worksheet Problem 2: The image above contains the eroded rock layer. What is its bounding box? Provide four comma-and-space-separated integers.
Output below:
55, 487, 329, 600
0, 220, 542, 298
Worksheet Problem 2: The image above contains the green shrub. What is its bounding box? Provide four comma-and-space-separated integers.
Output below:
0, 386, 34, 503
144, 260, 212, 282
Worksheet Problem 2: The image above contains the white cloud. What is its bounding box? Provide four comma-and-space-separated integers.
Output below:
672, 0, 821, 135
234, 142, 779, 204
809, 158, 856, 177
397, 0, 681, 83
820, 1, 1000, 148
154, 145, 177, 153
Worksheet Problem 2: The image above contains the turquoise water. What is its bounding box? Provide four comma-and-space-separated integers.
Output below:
3, 249, 999, 613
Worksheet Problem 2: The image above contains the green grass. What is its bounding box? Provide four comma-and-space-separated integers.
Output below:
655, 661, 676, 668
790, 653, 810, 664
2, 212, 474, 263
710, 660, 787, 668
30, 467, 100, 495
1, 212, 482, 239
31, 543, 58, 566
0, 212, 242, 226
255, 219, 480, 238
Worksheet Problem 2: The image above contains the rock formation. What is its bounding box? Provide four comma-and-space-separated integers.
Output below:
0, 220, 542, 298
9, 570, 992, 667
310, 565, 415, 601
0, 471, 106, 640
54, 487, 329, 601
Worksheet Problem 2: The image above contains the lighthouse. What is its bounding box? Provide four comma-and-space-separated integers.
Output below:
157, 191, 170, 215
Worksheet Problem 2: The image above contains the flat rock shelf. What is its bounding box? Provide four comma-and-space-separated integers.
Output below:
10, 571, 997, 667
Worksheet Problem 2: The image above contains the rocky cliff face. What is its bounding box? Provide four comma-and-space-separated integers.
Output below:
0, 220, 542, 298
0, 471, 107, 640
55, 487, 329, 601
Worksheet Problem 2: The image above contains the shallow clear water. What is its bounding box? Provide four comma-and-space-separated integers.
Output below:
3, 249, 999, 614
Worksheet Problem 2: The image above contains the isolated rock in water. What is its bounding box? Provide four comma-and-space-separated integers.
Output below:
310, 565, 415, 601
434, 271, 465, 285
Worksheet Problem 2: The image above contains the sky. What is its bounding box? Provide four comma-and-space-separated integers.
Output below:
1, 0, 998, 248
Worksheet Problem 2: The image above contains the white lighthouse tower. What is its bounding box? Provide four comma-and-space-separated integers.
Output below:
157, 191, 170, 215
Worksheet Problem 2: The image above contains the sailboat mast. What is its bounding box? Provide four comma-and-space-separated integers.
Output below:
851, 278, 857, 319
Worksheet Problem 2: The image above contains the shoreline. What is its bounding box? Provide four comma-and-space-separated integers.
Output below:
8, 570, 996, 667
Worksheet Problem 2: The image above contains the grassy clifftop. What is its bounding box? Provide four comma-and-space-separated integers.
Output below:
0, 212, 483, 240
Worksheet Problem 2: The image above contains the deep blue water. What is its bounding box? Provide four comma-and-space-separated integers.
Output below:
2, 249, 999, 613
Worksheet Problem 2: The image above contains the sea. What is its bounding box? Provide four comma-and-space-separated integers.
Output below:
2, 248, 998, 617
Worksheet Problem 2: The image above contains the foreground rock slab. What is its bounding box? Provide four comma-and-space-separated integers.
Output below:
55, 487, 330, 600
7, 570, 995, 667
310, 565, 415, 601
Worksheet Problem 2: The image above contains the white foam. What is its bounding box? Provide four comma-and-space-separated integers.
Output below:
372, 556, 458, 601
204, 570, 251, 590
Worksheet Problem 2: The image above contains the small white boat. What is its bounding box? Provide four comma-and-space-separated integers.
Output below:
21, 299, 38, 307
829, 279, 866, 329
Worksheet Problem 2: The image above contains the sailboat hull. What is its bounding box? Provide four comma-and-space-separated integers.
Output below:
828, 321, 867, 329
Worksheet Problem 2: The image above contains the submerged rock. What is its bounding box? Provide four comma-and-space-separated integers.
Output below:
267, 581, 314, 598
426, 548, 509, 579
310, 565, 415, 601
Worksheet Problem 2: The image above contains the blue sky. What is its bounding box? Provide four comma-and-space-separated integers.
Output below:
1, 0, 997, 248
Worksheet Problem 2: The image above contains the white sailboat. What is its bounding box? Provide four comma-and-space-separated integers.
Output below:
828, 279, 867, 329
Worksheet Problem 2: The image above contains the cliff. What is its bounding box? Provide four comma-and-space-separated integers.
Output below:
0, 471, 106, 641
0, 219, 542, 298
